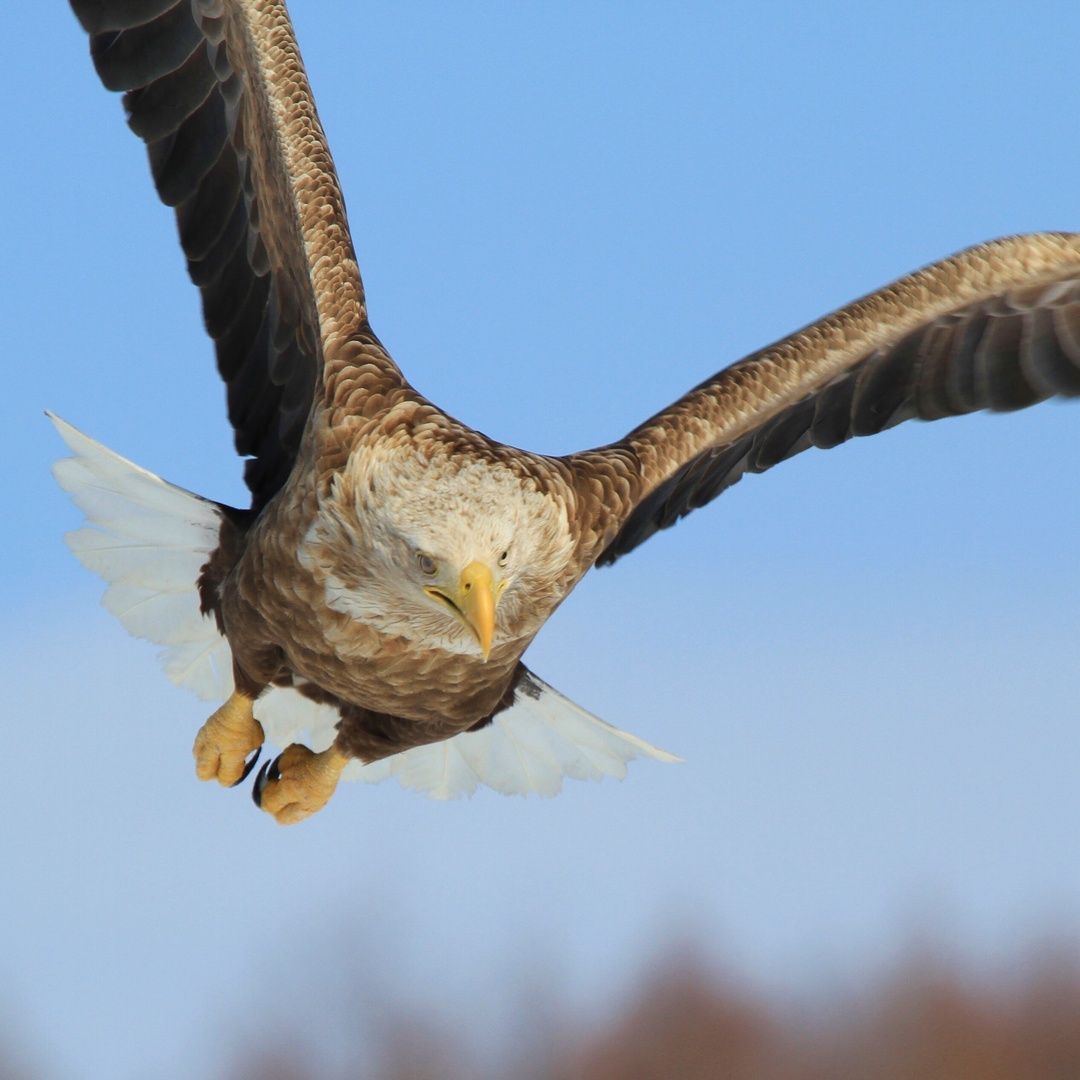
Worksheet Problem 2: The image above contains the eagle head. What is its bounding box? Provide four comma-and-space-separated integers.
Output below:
299, 437, 576, 659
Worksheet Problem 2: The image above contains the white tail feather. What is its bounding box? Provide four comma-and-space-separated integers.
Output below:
49, 413, 233, 702
256, 672, 681, 800
50, 414, 680, 798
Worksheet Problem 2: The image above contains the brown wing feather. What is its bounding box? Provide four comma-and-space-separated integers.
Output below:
71, 0, 407, 511
584, 233, 1080, 566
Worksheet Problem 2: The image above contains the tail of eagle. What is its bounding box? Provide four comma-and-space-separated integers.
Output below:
50, 414, 680, 800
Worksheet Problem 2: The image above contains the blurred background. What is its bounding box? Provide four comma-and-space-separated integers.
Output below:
4, 2, 1080, 1077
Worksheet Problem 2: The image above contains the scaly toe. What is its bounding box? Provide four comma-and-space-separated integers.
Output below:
252, 743, 347, 825
192, 692, 264, 786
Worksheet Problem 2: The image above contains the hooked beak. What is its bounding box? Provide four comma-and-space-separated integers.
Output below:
425, 560, 498, 660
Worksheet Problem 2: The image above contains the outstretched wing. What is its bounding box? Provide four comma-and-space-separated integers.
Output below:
578, 233, 1080, 565
71, 0, 406, 511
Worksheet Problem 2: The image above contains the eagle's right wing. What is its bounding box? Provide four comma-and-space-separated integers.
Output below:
71, 0, 408, 512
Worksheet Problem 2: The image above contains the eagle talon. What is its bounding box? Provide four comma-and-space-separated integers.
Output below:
251, 757, 278, 808
231, 745, 263, 787
193, 691, 264, 787
251, 744, 348, 825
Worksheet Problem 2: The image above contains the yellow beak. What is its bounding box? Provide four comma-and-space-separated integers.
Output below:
458, 561, 496, 660
424, 560, 498, 660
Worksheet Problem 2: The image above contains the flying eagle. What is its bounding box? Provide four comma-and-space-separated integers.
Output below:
54, 0, 1080, 824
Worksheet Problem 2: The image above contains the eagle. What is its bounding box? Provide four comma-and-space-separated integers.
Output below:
54, 0, 1080, 824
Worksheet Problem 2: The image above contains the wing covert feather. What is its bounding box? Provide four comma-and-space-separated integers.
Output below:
590, 233, 1080, 565
71, 0, 405, 511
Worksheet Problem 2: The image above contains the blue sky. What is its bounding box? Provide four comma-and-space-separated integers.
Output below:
4, 3, 1080, 1078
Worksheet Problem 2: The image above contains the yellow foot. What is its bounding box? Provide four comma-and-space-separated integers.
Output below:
253, 744, 348, 825
193, 692, 264, 786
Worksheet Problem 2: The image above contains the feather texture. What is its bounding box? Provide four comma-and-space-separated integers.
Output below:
50, 414, 675, 798
255, 671, 679, 800
62, 1, 1080, 822
595, 236, 1080, 564
69, 0, 401, 512
49, 413, 232, 701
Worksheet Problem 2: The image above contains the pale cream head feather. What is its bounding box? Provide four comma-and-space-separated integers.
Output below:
300, 442, 576, 656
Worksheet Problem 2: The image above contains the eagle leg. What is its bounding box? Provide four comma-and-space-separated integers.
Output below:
252, 744, 349, 825
192, 691, 265, 787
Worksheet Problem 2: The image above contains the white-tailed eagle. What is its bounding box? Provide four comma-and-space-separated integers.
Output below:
54, 0, 1080, 823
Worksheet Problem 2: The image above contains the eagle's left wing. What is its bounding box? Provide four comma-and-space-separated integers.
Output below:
573, 233, 1080, 566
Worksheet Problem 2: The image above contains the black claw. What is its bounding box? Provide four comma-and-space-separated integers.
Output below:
231, 745, 263, 787
251, 753, 282, 808
252, 759, 270, 807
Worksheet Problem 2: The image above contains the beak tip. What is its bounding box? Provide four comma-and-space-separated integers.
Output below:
460, 561, 497, 663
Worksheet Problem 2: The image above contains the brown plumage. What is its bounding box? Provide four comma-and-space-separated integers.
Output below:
55, 0, 1080, 822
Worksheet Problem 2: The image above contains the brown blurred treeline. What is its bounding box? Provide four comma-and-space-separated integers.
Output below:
6, 945, 1080, 1079
230, 946, 1080, 1080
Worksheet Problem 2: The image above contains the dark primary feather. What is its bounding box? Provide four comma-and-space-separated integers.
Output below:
598, 264, 1080, 565
71, 0, 321, 512
70, 6, 1080, 581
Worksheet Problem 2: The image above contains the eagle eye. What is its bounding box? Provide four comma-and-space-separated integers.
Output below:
498, 549, 509, 567
417, 553, 438, 575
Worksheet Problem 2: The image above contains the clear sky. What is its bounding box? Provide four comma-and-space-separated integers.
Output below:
4, 3, 1080, 1078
